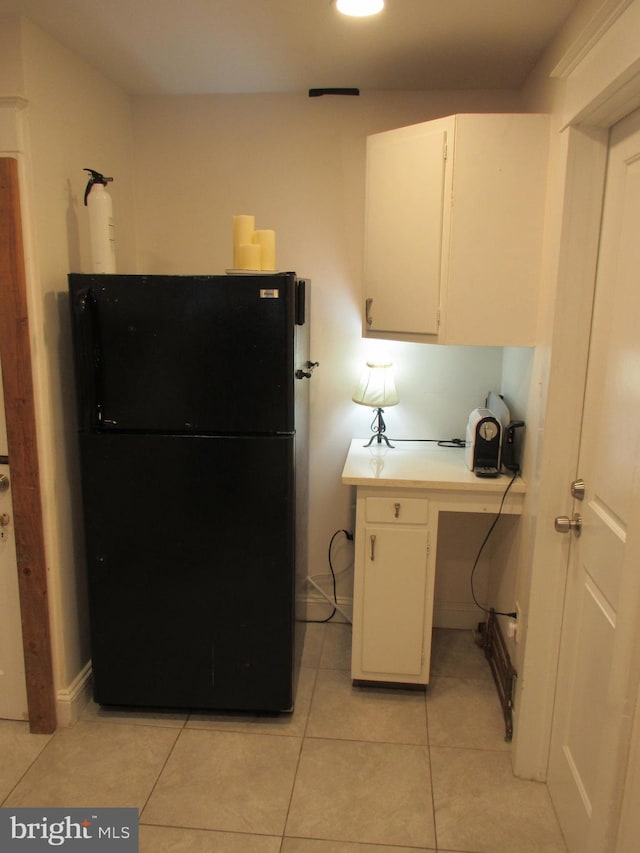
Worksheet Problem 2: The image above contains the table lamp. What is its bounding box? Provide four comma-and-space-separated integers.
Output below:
352, 361, 399, 447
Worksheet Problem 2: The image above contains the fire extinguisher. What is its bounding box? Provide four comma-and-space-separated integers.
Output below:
84, 168, 116, 273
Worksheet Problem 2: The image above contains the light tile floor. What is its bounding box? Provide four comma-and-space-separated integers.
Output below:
0, 626, 567, 852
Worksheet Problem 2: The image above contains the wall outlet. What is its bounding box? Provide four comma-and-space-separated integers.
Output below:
514, 601, 522, 644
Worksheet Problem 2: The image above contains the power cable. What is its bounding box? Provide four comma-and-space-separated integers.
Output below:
470, 470, 519, 619
305, 529, 353, 623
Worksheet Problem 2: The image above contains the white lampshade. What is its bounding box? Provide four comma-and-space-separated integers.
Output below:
336, 0, 384, 17
352, 361, 399, 408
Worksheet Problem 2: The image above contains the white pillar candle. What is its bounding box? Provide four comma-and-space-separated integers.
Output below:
236, 243, 261, 271
232, 215, 255, 268
253, 229, 276, 271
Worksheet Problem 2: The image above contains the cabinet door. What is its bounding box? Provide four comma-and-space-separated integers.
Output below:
440, 114, 548, 345
364, 122, 448, 336
361, 525, 429, 676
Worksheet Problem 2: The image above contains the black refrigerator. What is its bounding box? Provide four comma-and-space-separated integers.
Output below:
68, 272, 311, 712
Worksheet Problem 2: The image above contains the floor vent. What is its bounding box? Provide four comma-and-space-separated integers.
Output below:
476, 610, 517, 742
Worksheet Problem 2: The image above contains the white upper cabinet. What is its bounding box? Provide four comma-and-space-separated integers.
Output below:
363, 113, 550, 346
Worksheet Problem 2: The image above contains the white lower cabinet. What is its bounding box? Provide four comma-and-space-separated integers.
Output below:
352, 492, 434, 685
344, 441, 527, 686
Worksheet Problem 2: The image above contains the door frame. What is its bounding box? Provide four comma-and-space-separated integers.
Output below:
514, 0, 640, 798
0, 103, 56, 733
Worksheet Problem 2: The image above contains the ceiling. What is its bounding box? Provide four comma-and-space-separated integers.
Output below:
0, 0, 579, 95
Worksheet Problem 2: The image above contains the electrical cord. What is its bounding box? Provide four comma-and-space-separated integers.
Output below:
368, 437, 516, 618
305, 528, 353, 624
470, 469, 519, 619
390, 438, 466, 447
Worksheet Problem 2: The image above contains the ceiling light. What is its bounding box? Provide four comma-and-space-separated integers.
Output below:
336, 0, 384, 17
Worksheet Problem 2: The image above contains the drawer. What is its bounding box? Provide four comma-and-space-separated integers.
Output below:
365, 497, 428, 525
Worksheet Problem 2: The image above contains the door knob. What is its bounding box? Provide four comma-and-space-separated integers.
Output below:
0, 512, 9, 527
554, 513, 582, 536
0, 474, 9, 493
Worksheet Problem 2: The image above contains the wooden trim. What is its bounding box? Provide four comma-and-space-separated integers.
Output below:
559, 0, 640, 128
0, 156, 56, 733
550, 0, 634, 79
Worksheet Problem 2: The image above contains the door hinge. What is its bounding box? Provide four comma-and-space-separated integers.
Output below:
436, 308, 441, 329
427, 531, 431, 557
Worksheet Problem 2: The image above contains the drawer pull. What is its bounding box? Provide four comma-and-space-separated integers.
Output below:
365, 297, 374, 327
370, 534, 376, 561
394, 502, 401, 518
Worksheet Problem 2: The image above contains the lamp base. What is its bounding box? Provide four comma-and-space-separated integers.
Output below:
363, 408, 394, 448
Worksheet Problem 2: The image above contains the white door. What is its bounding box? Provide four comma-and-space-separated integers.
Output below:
0, 357, 28, 719
547, 108, 640, 851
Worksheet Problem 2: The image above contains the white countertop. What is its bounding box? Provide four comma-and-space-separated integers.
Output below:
341, 439, 526, 494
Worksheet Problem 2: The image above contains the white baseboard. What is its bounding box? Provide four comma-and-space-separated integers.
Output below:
301, 597, 481, 630
52, 605, 475, 727
433, 605, 484, 631
301, 594, 353, 624
56, 662, 92, 727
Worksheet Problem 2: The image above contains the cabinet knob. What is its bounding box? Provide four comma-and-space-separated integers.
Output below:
365, 298, 374, 327
394, 502, 401, 518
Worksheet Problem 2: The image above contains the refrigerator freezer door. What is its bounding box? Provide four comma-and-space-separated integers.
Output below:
69, 274, 302, 434
79, 433, 296, 711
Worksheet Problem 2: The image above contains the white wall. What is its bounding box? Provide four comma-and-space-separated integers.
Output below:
131, 91, 522, 610
0, 16, 25, 95
2, 16, 137, 719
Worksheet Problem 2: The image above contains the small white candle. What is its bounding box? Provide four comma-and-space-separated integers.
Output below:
236, 243, 261, 270
253, 229, 276, 271
232, 215, 255, 267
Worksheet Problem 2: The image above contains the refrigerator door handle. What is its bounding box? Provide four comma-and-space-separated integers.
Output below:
76, 287, 104, 427
295, 278, 306, 326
